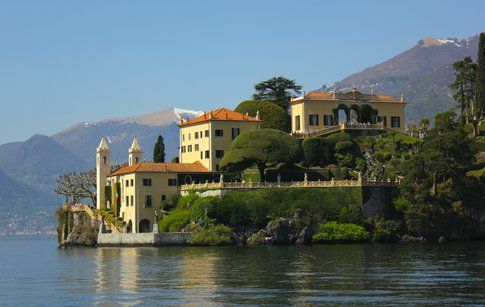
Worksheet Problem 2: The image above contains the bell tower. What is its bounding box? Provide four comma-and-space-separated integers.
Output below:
96, 136, 111, 210
128, 137, 142, 166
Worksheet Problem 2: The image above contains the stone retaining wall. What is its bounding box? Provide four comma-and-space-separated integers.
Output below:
97, 232, 192, 247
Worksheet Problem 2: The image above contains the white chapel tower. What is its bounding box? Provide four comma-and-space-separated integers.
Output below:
96, 136, 111, 210
128, 137, 142, 166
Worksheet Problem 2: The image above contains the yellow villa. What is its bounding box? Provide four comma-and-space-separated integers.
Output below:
96, 137, 215, 233
178, 108, 261, 171
290, 89, 406, 135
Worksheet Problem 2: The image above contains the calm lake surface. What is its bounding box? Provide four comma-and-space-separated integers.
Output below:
0, 236, 484, 305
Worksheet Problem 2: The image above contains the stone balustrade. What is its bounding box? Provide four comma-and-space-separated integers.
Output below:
292, 122, 393, 139
180, 178, 398, 191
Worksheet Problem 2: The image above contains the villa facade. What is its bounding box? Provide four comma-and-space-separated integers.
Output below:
290, 89, 406, 135
96, 137, 215, 233
178, 108, 261, 171
95, 91, 404, 233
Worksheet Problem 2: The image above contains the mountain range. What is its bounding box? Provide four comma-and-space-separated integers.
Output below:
332, 35, 480, 122
0, 34, 480, 234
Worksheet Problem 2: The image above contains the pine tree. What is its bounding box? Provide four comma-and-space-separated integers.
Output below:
476, 32, 485, 128
153, 135, 165, 163
450, 56, 477, 125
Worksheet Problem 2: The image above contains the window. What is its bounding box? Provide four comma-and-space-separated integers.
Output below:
200, 151, 203, 159
205, 130, 209, 137
145, 195, 152, 207
168, 178, 177, 186
309, 114, 319, 126
295, 115, 301, 130
142, 178, 152, 186
188, 133, 191, 140
231, 127, 240, 140
205, 150, 210, 158
125, 180, 129, 187
126, 196, 129, 206
216, 150, 224, 158
323, 115, 333, 126
200, 131, 203, 138
182, 134, 185, 141
188, 145, 192, 152
103, 156, 107, 165
377, 116, 387, 127
181, 146, 186, 153
130, 179, 134, 186
161, 195, 166, 202
130, 195, 134, 206
195, 132, 199, 139
391, 116, 400, 128
195, 144, 199, 151
215, 129, 224, 137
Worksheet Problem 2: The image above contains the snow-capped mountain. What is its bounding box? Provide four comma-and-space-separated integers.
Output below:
52, 107, 203, 165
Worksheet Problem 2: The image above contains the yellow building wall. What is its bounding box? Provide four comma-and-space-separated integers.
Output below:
179, 122, 211, 170
180, 120, 260, 171
110, 172, 180, 233
290, 99, 406, 133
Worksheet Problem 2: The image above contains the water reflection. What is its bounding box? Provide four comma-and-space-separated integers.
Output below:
39, 241, 485, 305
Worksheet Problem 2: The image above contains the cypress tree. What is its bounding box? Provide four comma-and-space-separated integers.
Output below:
153, 135, 165, 163
477, 32, 485, 123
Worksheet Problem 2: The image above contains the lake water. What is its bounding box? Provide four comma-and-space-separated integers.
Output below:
0, 236, 484, 305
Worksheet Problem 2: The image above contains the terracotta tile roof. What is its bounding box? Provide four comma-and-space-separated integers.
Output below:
295, 90, 403, 104
304, 92, 333, 99
108, 161, 210, 176
178, 108, 261, 127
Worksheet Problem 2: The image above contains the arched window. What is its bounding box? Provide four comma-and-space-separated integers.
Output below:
139, 219, 151, 233
184, 175, 193, 184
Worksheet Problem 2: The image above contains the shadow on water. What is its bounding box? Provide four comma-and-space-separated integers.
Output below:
0, 236, 484, 305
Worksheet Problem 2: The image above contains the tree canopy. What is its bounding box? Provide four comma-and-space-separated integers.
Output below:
235, 100, 289, 132
219, 129, 302, 180
252, 76, 302, 110
477, 32, 485, 125
153, 135, 165, 163
450, 56, 477, 125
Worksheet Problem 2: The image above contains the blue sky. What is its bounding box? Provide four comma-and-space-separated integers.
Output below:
0, 0, 484, 144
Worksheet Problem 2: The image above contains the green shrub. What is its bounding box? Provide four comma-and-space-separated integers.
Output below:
242, 170, 261, 182
335, 140, 353, 152
158, 209, 192, 232
373, 219, 401, 243
208, 188, 362, 232
330, 166, 349, 179
177, 194, 199, 209
335, 153, 353, 168
393, 198, 411, 213
302, 137, 325, 166
188, 225, 234, 246
326, 132, 351, 143
190, 196, 216, 221
338, 204, 363, 224
312, 221, 370, 243
374, 150, 391, 162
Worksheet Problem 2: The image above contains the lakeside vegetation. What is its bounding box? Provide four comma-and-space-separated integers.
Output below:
158, 35, 485, 245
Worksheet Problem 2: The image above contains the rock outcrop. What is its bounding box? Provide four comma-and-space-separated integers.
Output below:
57, 209, 99, 247
247, 210, 316, 245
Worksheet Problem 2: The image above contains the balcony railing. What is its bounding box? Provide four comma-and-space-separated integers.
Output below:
180, 178, 399, 191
